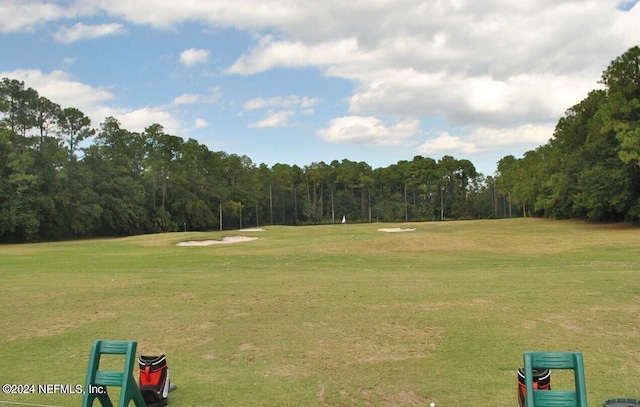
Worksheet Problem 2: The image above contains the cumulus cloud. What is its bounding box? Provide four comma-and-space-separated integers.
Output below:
318, 116, 422, 146
36, 0, 289, 30
1, 69, 183, 135
5, 0, 640, 168
172, 87, 221, 105
6, 2, 637, 127
216, 0, 639, 144
53, 22, 126, 43
0, 1, 74, 33
418, 132, 480, 154
243, 95, 320, 111
194, 118, 209, 129
172, 93, 201, 105
179, 48, 210, 68
249, 110, 296, 128
243, 98, 267, 110
417, 124, 555, 155
226, 36, 359, 75
1, 69, 115, 119
348, 71, 601, 126
243, 95, 321, 128
116, 107, 181, 134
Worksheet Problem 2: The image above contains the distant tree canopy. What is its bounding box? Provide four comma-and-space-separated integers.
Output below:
494, 46, 640, 223
1, 46, 639, 241
0, 77, 491, 242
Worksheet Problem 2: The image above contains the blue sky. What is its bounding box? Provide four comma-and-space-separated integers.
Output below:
1, 1, 639, 176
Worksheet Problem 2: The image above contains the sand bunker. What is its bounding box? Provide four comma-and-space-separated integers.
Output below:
239, 228, 265, 232
378, 228, 416, 233
176, 236, 258, 246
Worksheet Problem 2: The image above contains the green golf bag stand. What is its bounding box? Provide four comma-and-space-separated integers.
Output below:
82, 340, 147, 407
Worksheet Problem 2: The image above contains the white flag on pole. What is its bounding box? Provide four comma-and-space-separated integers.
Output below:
341, 215, 346, 224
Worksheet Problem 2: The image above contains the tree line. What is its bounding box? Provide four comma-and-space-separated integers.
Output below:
2, 46, 639, 242
0, 77, 494, 242
494, 46, 640, 223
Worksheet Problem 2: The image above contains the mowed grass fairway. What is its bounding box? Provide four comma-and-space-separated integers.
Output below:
1, 219, 639, 406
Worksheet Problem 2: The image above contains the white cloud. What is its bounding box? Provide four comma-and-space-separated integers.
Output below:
5, 0, 640, 167
300, 96, 320, 109
214, 0, 638, 144
418, 132, 479, 154
172, 87, 221, 105
417, 124, 554, 155
0, 69, 115, 125
243, 95, 320, 111
78, 0, 311, 31
53, 22, 126, 43
226, 36, 359, 75
172, 93, 201, 105
249, 110, 295, 128
1, 69, 183, 136
243, 95, 321, 128
0, 69, 114, 105
0, 1, 74, 33
179, 48, 210, 68
243, 98, 267, 110
347, 70, 601, 126
318, 116, 422, 146
194, 118, 208, 129
116, 107, 181, 134
469, 124, 554, 149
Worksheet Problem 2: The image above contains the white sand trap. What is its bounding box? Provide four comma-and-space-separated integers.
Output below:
239, 228, 266, 232
378, 228, 416, 233
176, 236, 258, 246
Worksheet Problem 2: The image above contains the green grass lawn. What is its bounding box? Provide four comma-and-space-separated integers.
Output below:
1, 218, 639, 406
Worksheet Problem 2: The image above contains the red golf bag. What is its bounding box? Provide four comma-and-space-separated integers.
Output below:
138, 355, 174, 407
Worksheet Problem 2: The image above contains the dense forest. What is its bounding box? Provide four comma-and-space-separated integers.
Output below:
1, 47, 639, 242
495, 46, 640, 223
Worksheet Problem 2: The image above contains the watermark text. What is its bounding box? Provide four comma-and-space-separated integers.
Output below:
2, 383, 105, 395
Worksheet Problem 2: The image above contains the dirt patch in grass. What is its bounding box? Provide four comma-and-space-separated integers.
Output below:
238, 342, 255, 352
264, 364, 308, 378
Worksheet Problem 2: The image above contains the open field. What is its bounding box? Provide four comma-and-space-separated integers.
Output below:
1, 218, 639, 406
